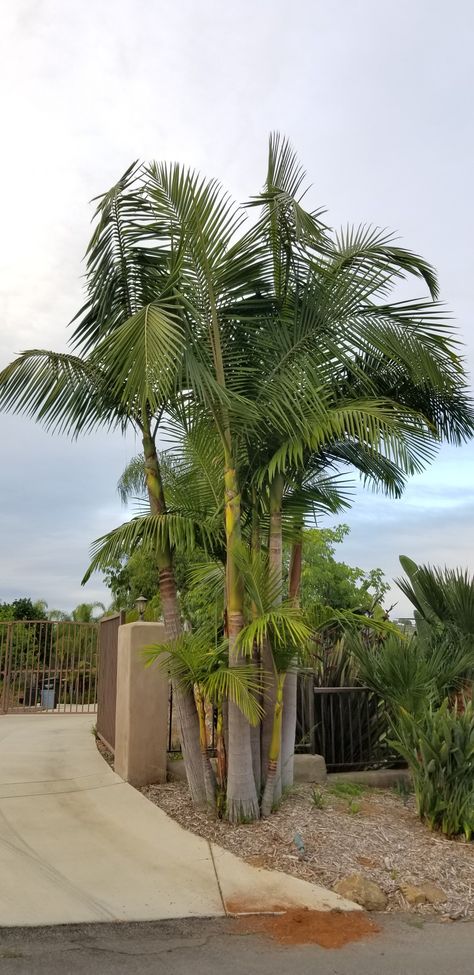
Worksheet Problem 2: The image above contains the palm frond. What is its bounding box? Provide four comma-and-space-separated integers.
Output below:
0, 350, 120, 436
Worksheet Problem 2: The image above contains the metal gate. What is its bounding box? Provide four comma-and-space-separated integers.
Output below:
96, 612, 125, 750
0, 620, 99, 714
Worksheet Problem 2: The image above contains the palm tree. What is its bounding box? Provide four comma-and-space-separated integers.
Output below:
144, 624, 264, 809
0, 169, 207, 806
2, 135, 473, 822
78, 137, 473, 821
71, 602, 106, 623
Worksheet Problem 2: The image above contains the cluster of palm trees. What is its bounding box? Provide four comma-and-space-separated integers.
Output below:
1, 135, 472, 821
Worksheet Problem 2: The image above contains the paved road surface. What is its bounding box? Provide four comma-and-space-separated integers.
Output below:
0, 916, 472, 974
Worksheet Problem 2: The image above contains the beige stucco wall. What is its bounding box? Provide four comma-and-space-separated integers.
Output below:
114, 622, 168, 787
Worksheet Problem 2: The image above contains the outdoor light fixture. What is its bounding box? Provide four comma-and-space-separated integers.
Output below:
135, 595, 148, 620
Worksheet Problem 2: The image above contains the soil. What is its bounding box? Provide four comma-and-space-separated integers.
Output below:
235, 908, 379, 947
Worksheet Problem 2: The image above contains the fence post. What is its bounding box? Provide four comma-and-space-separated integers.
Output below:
1, 624, 13, 713
114, 621, 168, 787
307, 673, 316, 753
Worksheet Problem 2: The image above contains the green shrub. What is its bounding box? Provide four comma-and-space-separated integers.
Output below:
394, 700, 474, 840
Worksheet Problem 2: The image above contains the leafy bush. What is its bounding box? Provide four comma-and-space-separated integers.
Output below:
395, 701, 474, 840
351, 631, 474, 719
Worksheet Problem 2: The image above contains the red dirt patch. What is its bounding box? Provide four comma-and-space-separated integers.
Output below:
234, 908, 379, 948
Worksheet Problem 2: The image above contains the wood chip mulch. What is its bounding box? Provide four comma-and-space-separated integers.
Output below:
142, 779, 474, 920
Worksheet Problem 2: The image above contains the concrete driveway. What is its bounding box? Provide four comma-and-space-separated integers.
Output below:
0, 714, 356, 926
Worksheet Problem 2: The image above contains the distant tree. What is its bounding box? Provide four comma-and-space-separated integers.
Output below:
296, 526, 389, 612
103, 551, 160, 611
0, 598, 48, 621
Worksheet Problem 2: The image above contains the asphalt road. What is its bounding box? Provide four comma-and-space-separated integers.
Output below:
0, 916, 472, 974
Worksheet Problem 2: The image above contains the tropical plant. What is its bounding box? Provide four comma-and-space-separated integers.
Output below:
1, 134, 473, 823
398, 556, 474, 637
395, 701, 474, 839
144, 626, 264, 810
0, 169, 207, 806
351, 630, 474, 719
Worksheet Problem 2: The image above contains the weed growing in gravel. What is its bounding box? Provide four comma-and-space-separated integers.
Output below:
311, 787, 327, 809
328, 782, 366, 799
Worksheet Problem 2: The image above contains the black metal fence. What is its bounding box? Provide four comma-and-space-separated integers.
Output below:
296, 674, 401, 772
0, 620, 99, 714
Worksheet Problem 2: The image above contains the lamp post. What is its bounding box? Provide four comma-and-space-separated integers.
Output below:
135, 595, 148, 621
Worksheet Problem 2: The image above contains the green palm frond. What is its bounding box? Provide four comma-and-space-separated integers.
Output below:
71, 161, 162, 351
91, 300, 185, 414
0, 350, 121, 436
185, 560, 226, 606
82, 509, 220, 584
237, 603, 312, 670
117, 455, 147, 504
332, 224, 439, 300
264, 399, 437, 482
144, 629, 263, 724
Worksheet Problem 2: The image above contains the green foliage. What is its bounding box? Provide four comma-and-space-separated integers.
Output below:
350, 631, 474, 720
398, 556, 474, 637
347, 799, 361, 815
2, 135, 474, 822
328, 781, 366, 798
103, 550, 161, 611
0, 598, 48, 621
144, 628, 263, 725
299, 526, 389, 612
395, 701, 474, 840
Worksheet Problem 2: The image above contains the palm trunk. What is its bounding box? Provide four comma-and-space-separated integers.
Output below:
216, 705, 227, 790
196, 689, 217, 805
261, 672, 286, 817
262, 475, 284, 791
250, 498, 262, 795
225, 456, 259, 823
281, 535, 303, 790
142, 420, 206, 807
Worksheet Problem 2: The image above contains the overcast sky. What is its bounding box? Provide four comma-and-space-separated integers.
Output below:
1, 0, 473, 615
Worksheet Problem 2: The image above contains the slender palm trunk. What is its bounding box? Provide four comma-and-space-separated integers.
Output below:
195, 688, 217, 805
261, 475, 284, 800
281, 535, 303, 789
261, 672, 286, 817
142, 421, 207, 807
250, 498, 262, 795
216, 705, 227, 790
225, 455, 260, 822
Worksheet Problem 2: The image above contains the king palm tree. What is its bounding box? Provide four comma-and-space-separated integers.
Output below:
1, 135, 472, 822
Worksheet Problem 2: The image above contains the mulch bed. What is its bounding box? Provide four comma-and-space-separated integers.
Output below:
142, 779, 474, 920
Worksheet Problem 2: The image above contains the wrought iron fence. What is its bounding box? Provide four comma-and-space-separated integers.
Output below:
296, 674, 401, 771
0, 620, 99, 714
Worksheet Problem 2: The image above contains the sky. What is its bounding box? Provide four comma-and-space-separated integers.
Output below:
0, 0, 473, 615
